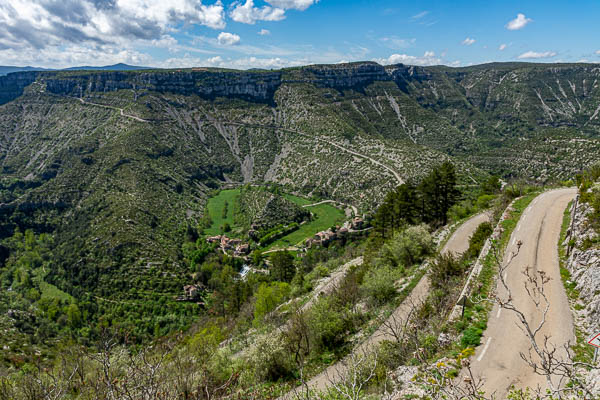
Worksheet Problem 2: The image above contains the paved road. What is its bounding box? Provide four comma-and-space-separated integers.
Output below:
468, 189, 576, 398
283, 212, 490, 397
442, 212, 491, 256
299, 257, 363, 314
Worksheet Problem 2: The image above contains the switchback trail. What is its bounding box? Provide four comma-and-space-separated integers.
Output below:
211, 120, 405, 186
467, 188, 576, 398
62, 95, 403, 185
75, 97, 150, 123
282, 212, 490, 398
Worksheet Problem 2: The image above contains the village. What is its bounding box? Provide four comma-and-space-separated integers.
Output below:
203, 216, 367, 258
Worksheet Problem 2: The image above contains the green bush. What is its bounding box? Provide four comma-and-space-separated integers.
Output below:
253, 282, 290, 326
465, 222, 493, 260
380, 224, 434, 268
245, 334, 294, 383
308, 296, 349, 352
360, 265, 398, 306
476, 194, 495, 210
461, 325, 483, 347
430, 253, 463, 289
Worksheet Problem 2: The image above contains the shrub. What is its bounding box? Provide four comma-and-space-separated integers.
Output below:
430, 253, 463, 289
308, 296, 349, 352
360, 265, 398, 306
476, 194, 495, 210
245, 334, 294, 383
461, 325, 483, 348
253, 282, 290, 326
382, 224, 434, 267
465, 222, 493, 260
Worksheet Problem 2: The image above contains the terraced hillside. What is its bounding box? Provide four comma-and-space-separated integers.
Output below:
1, 61, 600, 342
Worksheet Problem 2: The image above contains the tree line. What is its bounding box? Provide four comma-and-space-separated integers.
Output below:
372, 161, 461, 238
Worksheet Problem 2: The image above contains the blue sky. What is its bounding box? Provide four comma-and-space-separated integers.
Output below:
0, 0, 598, 69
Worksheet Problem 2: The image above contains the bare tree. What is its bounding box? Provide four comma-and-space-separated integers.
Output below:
490, 242, 600, 399
325, 349, 378, 400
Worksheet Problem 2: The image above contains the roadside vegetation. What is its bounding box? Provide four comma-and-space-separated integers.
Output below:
0, 162, 566, 399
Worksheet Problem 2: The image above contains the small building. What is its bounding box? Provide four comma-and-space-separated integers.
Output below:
177, 284, 205, 302
234, 243, 250, 257
206, 235, 222, 244
351, 217, 364, 230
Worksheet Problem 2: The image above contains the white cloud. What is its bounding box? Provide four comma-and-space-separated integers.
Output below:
499, 43, 507, 51
380, 37, 416, 50
0, 0, 226, 59
206, 55, 223, 64
506, 13, 532, 30
462, 37, 476, 46
265, 0, 318, 11
258, 29, 271, 36
411, 11, 429, 20
0, 43, 154, 69
517, 51, 557, 59
217, 32, 241, 46
577, 59, 589, 63
375, 51, 440, 66
596, 50, 600, 55
162, 54, 303, 69
230, 0, 285, 24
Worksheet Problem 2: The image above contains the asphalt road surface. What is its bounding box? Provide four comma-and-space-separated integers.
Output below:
468, 188, 577, 398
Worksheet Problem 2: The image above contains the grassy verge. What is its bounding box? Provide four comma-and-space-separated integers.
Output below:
558, 201, 595, 364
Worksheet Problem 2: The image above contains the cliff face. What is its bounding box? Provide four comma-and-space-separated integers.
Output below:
0, 71, 38, 104
302, 62, 392, 89
43, 70, 283, 103
566, 198, 600, 329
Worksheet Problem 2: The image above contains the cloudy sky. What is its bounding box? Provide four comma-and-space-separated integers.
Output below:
0, 0, 598, 69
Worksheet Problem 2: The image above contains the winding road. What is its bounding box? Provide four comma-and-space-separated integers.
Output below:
282, 212, 489, 398
467, 188, 577, 398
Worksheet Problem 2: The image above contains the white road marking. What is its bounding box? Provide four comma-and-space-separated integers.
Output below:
477, 337, 492, 361
512, 237, 516, 246
496, 306, 502, 318
533, 198, 538, 205
517, 224, 521, 232
503, 272, 507, 281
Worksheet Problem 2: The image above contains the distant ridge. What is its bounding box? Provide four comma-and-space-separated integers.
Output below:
0, 63, 153, 76
0, 66, 49, 76
62, 63, 153, 71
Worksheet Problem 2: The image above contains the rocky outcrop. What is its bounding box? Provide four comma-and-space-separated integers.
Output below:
565, 198, 600, 328
564, 197, 600, 394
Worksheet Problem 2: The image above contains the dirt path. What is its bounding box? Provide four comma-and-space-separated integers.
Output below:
468, 189, 576, 398
76, 97, 149, 123
282, 213, 489, 398
262, 247, 300, 255
302, 200, 359, 216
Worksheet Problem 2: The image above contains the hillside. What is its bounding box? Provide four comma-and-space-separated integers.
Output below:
1, 61, 600, 345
